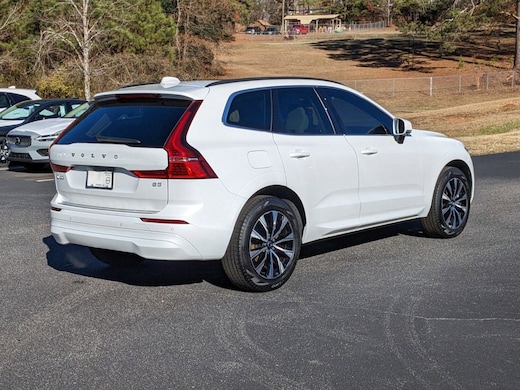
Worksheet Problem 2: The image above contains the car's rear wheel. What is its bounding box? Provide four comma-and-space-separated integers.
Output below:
89, 248, 144, 267
222, 196, 302, 292
421, 166, 470, 238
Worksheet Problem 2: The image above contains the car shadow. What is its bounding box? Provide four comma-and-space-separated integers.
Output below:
8, 162, 52, 172
43, 236, 236, 290
300, 220, 424, 259
44, 221, 426, 289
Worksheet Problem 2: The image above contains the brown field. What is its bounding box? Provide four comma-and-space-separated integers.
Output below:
217, 29, 520, 155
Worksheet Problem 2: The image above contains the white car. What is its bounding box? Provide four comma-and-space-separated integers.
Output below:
50, 77, 474, 292
7, 102, 90, 168
0, 98, 86, 164
0, 87, 40, 112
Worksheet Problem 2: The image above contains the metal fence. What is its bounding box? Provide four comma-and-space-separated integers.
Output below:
341, 71, 520, 99
347, 21, 387, 32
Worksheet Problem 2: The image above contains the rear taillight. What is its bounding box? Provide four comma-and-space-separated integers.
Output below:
50, 163, 71, 173
132, 100, 217, 179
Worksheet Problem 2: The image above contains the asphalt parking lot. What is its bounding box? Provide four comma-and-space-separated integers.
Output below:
0, 153, 519, 389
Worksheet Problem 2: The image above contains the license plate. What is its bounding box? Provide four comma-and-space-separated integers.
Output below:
86, 169, 113, 189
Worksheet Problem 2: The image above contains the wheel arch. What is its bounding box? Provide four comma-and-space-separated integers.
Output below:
446, 159, 474, 195
250, 185, 307, 228
421, 157, 474, 219
421, 161, 473, 237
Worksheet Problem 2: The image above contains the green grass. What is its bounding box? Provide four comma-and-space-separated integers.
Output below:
478, 119, 520, 136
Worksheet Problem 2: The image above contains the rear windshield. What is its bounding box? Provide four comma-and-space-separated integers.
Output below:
56, 98, 191, 148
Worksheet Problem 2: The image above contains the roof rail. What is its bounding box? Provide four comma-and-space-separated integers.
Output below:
206, 76, 343, 87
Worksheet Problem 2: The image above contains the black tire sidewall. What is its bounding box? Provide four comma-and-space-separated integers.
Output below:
429, 167, 470, 237
236, 196, 302, 291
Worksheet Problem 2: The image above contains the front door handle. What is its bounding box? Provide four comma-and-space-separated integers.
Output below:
360, 148, 378, 155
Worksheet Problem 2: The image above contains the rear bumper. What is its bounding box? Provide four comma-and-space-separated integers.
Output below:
51, 208, 232, 261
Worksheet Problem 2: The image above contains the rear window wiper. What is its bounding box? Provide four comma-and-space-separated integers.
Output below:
96, 135, 141, 145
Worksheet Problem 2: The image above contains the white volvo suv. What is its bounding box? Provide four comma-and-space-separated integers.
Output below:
50, 77, 474, 292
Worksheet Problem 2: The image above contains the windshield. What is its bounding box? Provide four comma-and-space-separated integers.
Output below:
64, 101, 91, 118
0, 101, 38, 120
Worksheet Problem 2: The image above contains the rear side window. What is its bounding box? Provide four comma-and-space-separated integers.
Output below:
225, 89, 271, 131
0, 93, 8, 110
56, 98, 190, 147
10, 92, 33, 104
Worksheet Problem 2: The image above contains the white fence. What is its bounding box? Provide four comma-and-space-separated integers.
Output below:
341, 71, 520, 98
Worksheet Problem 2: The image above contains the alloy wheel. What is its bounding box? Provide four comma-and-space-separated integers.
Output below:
249, 209, 296, 280
441, 176, 469, 230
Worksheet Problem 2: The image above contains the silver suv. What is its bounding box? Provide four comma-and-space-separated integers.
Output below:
50, 77, 474, 292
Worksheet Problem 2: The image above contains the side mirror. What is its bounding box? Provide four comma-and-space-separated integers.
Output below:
392, 118, 412, 144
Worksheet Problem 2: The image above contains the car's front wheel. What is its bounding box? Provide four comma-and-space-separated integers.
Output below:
421, 166, 471, 238
222, 196, 302, 292
0, 140, 9, 164
89, 248, 144, 267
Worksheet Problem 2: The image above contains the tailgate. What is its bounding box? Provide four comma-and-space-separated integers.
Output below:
51, 143, 168, 213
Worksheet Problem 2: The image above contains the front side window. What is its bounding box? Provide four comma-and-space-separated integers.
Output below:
225, 89, 271, 131
272, 87, 335, 135
317, 87, 392, 135
38, 104, 68, 118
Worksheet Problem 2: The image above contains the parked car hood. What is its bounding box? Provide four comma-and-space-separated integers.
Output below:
7, 118, 75, 136
0, 119, 24, 128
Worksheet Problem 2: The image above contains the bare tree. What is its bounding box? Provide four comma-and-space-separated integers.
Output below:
0, 1, 23, 40
514, 0, 520, 71
38, 0, 137, 100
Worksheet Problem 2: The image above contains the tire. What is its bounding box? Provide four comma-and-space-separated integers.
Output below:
0, 140, 9, 164
89, 248, 144, 267
421, 166, 471, 238
222, 196, 302, 292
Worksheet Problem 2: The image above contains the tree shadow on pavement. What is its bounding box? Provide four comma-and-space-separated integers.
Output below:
310, 33, 513, 72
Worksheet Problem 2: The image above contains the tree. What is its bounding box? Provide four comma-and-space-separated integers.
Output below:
164, 0, 243, 78
36, 0, 175, 99
0, 1, 30, 85
0, 0, 23, 41
499, 0, 520, 71
515, 0, 520, 71
394, 0, 483, 56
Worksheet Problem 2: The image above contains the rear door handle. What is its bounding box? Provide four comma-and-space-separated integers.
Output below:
289, 150, 311, 159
